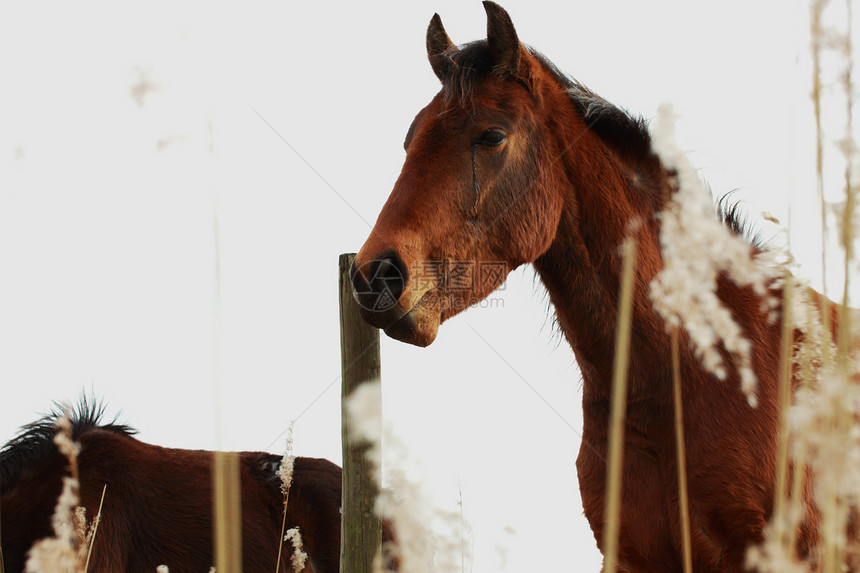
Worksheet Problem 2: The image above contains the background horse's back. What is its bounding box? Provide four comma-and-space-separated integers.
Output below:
1, 400, 345, 573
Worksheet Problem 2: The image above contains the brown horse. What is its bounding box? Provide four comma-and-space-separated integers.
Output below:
1, 400, 350, 573
351, 3, 833, 571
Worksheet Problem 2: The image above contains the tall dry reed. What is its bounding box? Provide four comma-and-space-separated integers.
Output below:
275, 422, 307, 573
208, 119, 244, 573
601, 237, 637, 572
275, 423, 295, 572
24, 408, 83, 573
650, 103, 783, 407
648, 5, 859, 566
671, 327, 693, 573
650, 100, 790, 571
724, 0, 857, 569
81, 485, 106, 573
212, 451, 242, 573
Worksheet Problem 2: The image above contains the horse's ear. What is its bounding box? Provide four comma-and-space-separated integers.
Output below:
483, 1, 521, 78
427, 13, 457, 82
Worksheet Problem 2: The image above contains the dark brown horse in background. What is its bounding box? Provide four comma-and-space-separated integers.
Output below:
351, 3, 833, 570
1, 400, 353, 573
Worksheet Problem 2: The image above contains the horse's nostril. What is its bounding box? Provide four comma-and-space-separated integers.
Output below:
351, 252, 409, 313
370, 254, 408, 305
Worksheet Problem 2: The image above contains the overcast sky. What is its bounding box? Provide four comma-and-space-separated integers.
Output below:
0, 1, 854, 570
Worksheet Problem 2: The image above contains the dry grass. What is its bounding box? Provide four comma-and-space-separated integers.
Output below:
24, 409, 83, 573
648, 2, 858, 570
275, 422, 307, 573
671, 327, 693, 573
81, 485, 106, 573
601, 237, 637, 572
212, 451, 242, 573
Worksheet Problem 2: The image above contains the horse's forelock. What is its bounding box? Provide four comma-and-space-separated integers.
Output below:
440, 43, 653, 161
438, 40, 497, 103
431, 37, 762, 254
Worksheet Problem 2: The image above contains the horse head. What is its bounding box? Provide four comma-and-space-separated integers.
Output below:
351, 2, 575, 346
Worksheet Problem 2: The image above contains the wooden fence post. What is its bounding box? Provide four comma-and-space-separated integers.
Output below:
339, 253, 382, 573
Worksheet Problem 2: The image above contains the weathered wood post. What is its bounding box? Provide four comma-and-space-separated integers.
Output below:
339, 253, 383, 573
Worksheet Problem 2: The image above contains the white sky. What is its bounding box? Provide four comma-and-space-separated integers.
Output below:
0, 1, 855, 571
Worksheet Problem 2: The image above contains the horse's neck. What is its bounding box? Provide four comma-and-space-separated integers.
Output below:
531, 139, 790, 412
533, 142, 674, 403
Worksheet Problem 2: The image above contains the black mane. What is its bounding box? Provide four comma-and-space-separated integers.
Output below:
533, 52, 655, 166
438, 40, 764, 249
0, 396, 135, 487
438, 41, 654, 165
716, 192, 766, 249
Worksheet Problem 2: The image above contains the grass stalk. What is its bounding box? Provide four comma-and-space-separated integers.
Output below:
837, 0, 855, 365
82, 484, 107, 573
275, 490, 290, 573
213, 451, 242, 573
786, 294, 816, 558
810, 5, 833, 564
835, 3, 857, 559
774, 272, 795, 551
601, 237, 637, 572
809, 1, 857, 570
671, 327, 693, 573
811, 0, 835, 370
208, 119, 243, 573
275, 423, 296, 573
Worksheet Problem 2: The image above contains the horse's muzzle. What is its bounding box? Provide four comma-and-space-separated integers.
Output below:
350, 254, 440, 346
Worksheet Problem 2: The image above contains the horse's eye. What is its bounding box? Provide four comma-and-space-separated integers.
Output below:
476, 129, 507, 147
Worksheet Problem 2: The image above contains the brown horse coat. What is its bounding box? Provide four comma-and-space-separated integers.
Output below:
351, 2, 833, 570
1, 401, 344, 573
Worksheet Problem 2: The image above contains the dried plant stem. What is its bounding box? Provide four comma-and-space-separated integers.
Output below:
213, 451, 243, 573
25, 409, 82, 573
771, 272, 806, 566
786, 295, 815, 557
811, 0, 834, 370
208, 120, 242, 573
275, 424, 296, 573
671, 327, 693, 573
809, 1, 858, 570
275, 491, 290, 573
602, 237, 637, 572
82, 484, 107, 573
774, 274, 794, 535
837, 0, 855, 365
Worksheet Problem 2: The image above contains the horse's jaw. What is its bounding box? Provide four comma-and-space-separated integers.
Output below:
382, 304, 439, 347
356, 291, 441, 347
